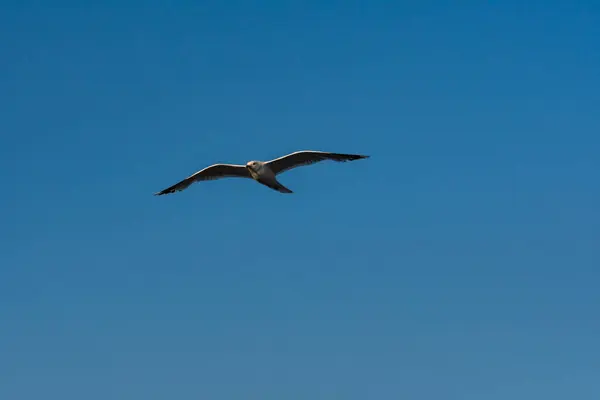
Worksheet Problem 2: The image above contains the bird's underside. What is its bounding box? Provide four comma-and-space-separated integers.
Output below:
154, 150, 369, 196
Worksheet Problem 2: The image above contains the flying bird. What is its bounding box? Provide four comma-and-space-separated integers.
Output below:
154, 150, 369, 195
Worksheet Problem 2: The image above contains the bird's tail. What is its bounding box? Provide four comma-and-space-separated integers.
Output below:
260, 178, 293, 193
276, 184, 293, 193
273, 180, 293, 193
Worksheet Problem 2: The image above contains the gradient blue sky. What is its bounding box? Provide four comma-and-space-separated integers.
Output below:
1, 2, 599, 399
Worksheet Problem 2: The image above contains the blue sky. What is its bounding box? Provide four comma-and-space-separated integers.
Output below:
1, 2, 598, 399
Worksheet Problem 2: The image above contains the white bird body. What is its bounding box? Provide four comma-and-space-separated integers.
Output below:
155, 150, 369, 196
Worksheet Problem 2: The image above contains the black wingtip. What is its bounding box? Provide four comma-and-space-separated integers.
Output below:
339, 153, 369, 161
154, 184, 180, 196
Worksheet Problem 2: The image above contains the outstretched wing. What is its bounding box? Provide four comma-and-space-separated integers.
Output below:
154, 163, 251, 195
266, 150, 369, 175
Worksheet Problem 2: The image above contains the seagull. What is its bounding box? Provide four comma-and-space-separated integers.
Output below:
154, 150, 369, 195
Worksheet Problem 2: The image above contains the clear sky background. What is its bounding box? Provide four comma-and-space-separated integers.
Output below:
1, 1, 598, 399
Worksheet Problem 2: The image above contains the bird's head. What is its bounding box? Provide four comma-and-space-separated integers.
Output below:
246, 161, 259, 171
